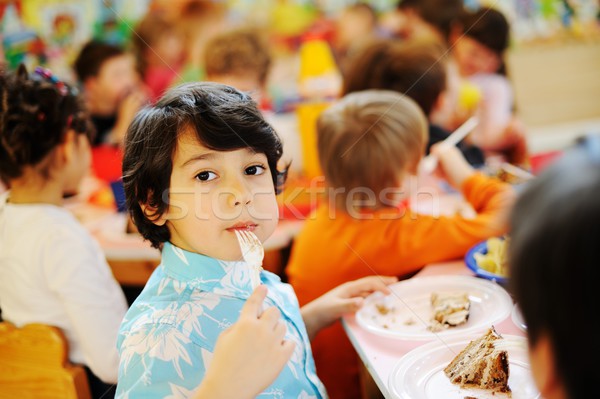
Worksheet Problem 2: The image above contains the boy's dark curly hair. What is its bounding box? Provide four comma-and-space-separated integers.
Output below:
123, 82, 287, 249
0, 64, 94, 184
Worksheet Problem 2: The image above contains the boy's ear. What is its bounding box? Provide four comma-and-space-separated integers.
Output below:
529, 333, 564, 398
140, 202, 168, 226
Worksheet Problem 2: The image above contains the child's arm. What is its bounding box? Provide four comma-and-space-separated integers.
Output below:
194, 286, 295, 399
300, 276, 397, 340
430, 143, 476, 189
433, 144, 516, 220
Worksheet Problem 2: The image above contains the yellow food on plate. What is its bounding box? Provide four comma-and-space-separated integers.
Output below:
474, 237, 509, 277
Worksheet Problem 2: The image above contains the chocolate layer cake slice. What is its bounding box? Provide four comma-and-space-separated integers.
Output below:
444, 327, 511, 394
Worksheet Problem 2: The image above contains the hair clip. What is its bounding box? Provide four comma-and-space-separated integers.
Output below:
34, 66, 69, 96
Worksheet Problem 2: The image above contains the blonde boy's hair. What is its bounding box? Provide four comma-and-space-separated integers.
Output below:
317, 90, 427, 210
204, 27, 272, 86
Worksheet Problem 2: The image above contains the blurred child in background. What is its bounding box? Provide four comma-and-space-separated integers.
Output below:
287, 90, 515, 398
449, 7, 528, 165
332, 3, 379, 76
389, 0, 464, 42
74, 40, 147, 147
509, 135, 600, 399
204, 26, 273, 110
343, 39, 484, 166
0, 65, 127, 398
131, 11, 186, 101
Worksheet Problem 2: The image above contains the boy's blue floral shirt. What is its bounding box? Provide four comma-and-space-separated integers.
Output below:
116, 242, 327, 399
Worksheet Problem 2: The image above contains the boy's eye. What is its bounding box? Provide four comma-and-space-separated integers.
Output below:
245, 165, 266, 176
195, 171, 217, 181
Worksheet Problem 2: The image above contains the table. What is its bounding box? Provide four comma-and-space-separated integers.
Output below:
342, 261, 524, 399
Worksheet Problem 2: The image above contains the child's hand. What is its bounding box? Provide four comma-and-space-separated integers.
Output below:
196, 285, 295, 399
301, 276, 398, 340
430, 144, 475, 189
113, 88, 149, 145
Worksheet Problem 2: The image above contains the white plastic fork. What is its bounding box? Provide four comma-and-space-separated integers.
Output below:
419, 116, 479, 174
493, 337, 528, 351
235, 230, 265, 289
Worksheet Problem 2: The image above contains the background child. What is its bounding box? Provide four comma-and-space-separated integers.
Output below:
332, 3, 379, 76
343, 39, 484, 166
203, 26, 272, 109
449, 7, 528, 165
116, 82, 396, 398
131, 11, 186, 102
73, 40, 147, 147
390, 0, 464, 42
286, 90, 515, 398
509, 135, 600, 399
0, 65, 128, 398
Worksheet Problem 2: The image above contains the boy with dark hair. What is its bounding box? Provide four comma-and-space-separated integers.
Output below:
509, 135, 600, 399
73, 40, 147, 146
116, 82, 396, 397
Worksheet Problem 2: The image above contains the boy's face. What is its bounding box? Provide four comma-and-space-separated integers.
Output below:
85, 54, 139, 115
159, 128, 279, 261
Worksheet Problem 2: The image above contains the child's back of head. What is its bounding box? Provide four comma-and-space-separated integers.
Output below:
204, 27, 272, 94
317, 89, 427, 211
0, 65, 93, 185
343, 39, 446, 117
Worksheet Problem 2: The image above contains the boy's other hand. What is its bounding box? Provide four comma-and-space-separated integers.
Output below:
301, 276, 398, 340
197, 285, 295, 399
430, 144, 476, 189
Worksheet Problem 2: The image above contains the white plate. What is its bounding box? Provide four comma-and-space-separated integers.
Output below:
388, 335, 540, 399
512, 304, 527, 332
356, 276, 512, 340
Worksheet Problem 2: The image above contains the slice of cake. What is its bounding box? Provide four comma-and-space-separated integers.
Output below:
444, 327, 511, 394
429, 292, 471, 332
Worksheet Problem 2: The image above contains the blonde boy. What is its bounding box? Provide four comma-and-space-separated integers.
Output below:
287, 90, 515, 398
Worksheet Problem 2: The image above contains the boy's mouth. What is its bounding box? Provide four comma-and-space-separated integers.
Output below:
226, 222, 257, 232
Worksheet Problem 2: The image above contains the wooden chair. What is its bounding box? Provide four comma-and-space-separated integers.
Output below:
0, 322, 91, 399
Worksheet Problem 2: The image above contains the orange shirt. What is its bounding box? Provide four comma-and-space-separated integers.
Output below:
286, 173, 513, 399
